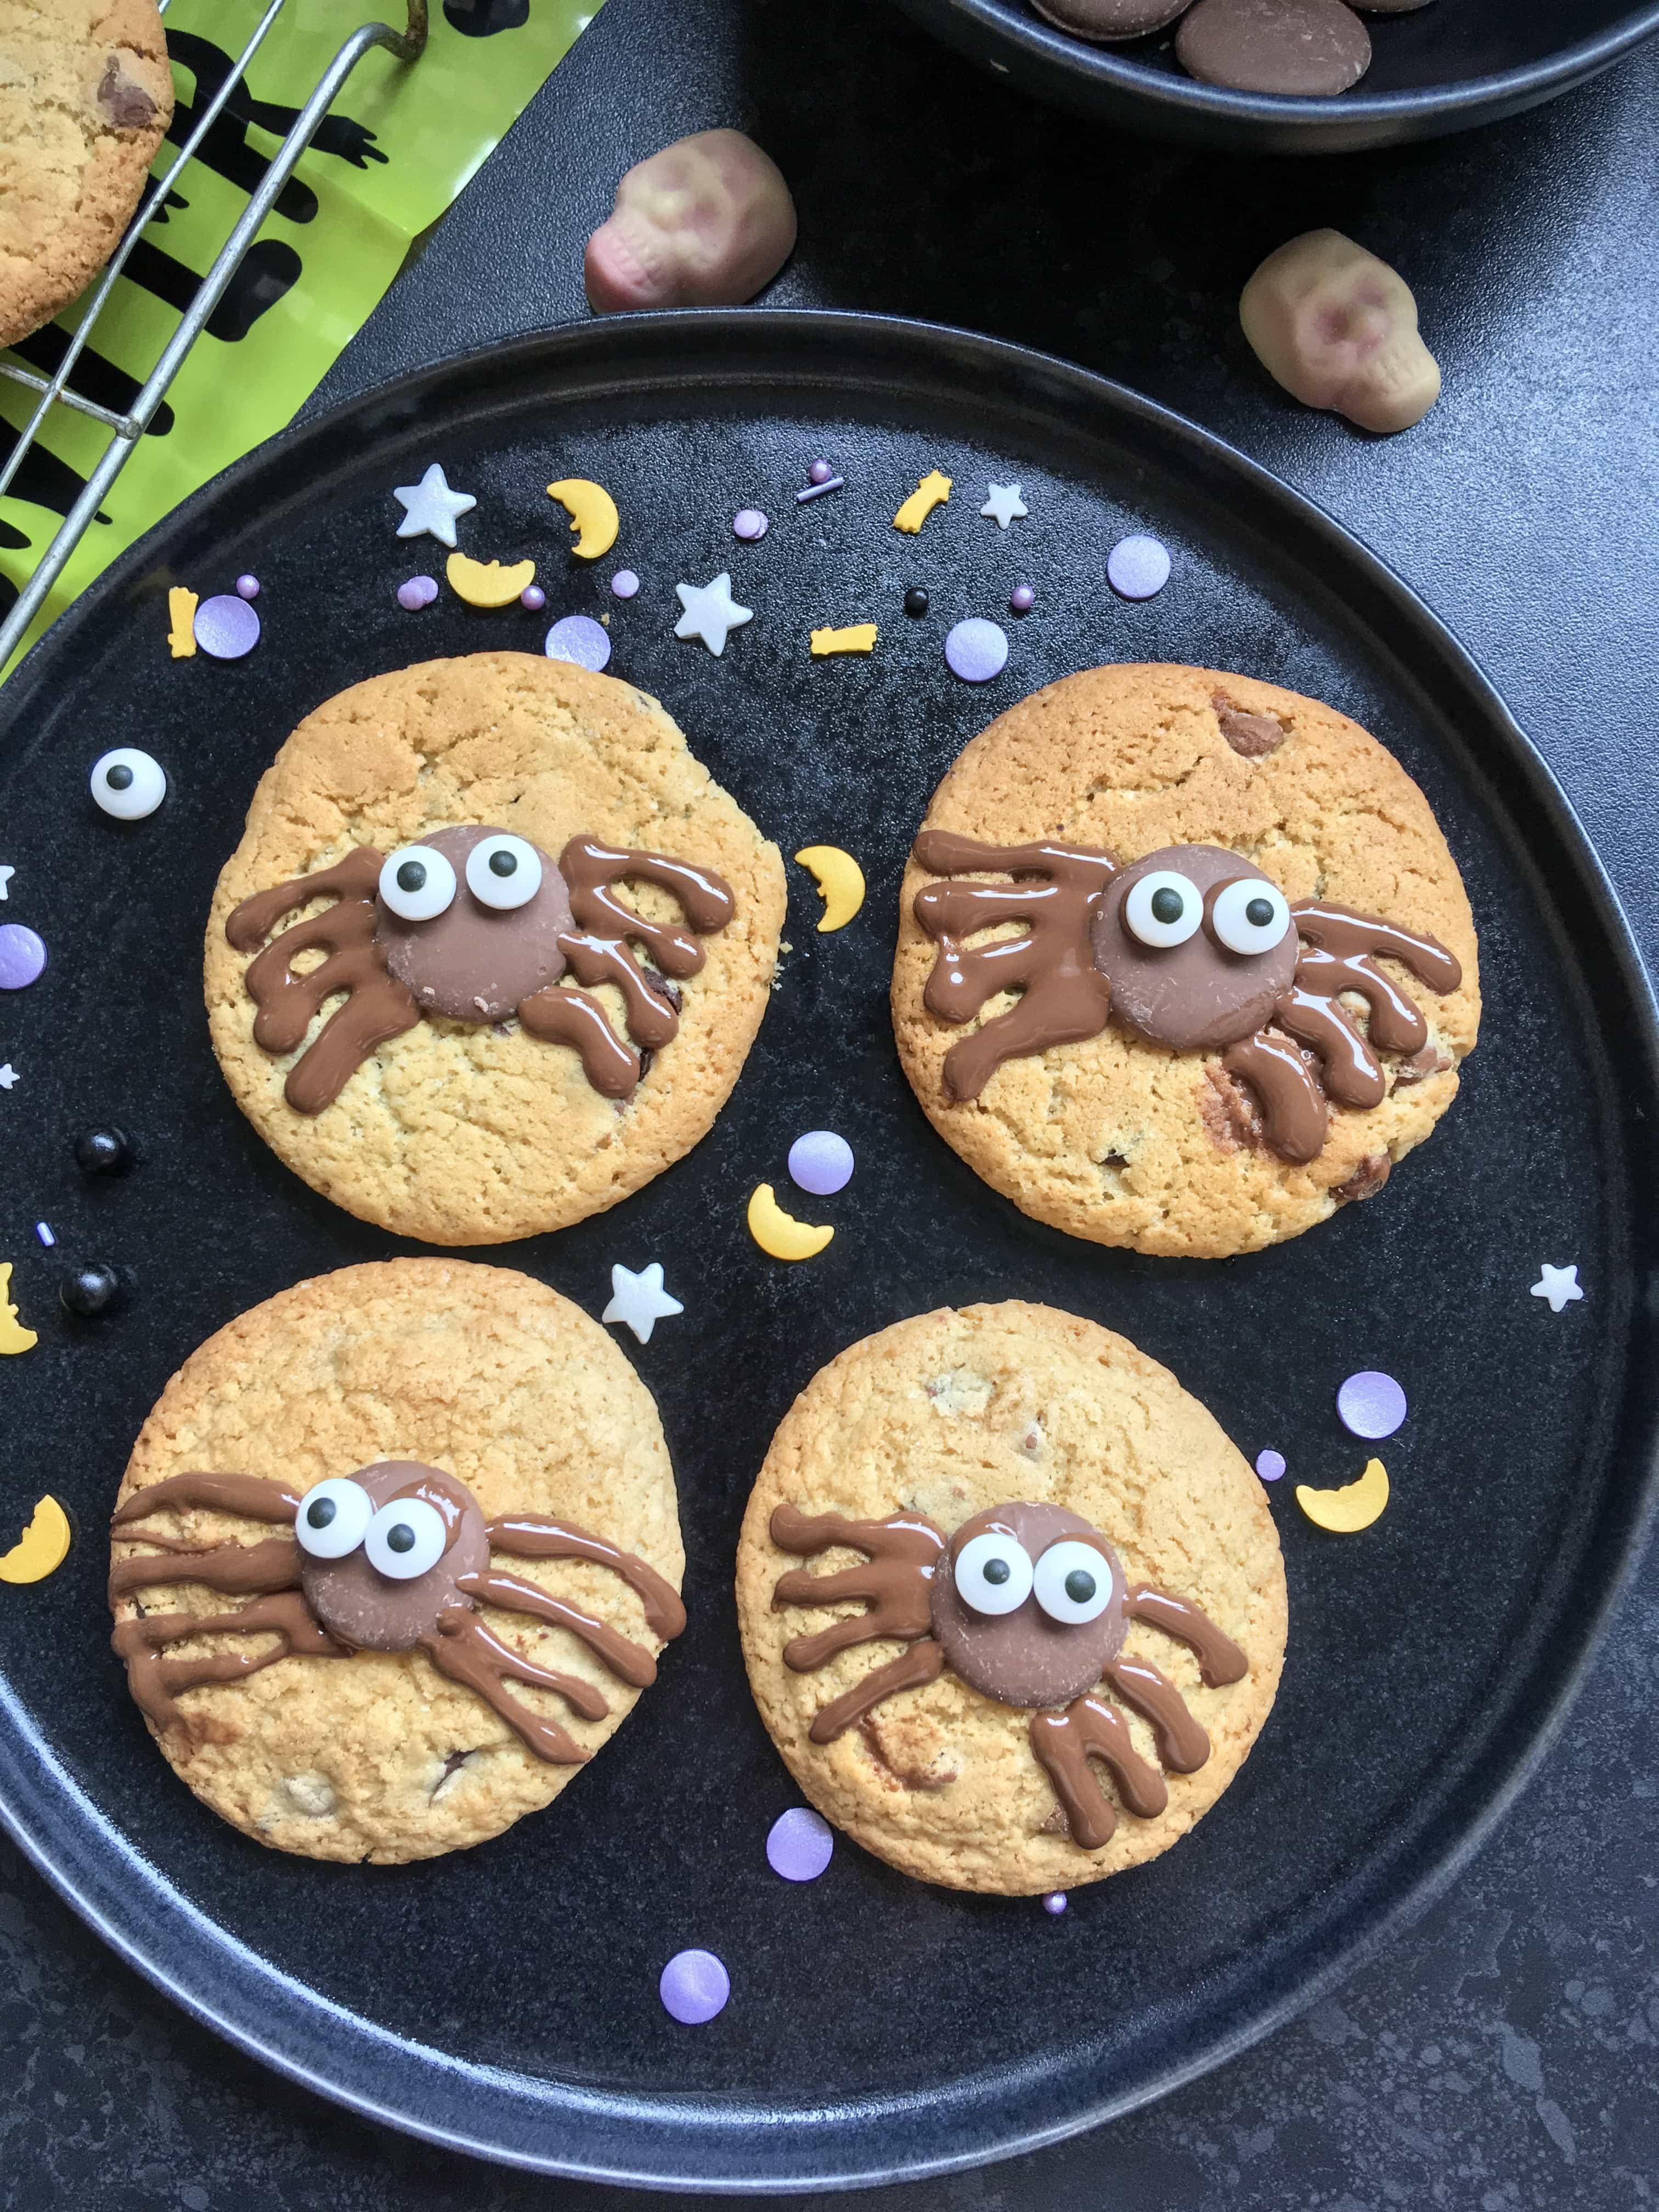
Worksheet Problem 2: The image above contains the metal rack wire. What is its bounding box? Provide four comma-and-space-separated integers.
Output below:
0, 0, 428, 672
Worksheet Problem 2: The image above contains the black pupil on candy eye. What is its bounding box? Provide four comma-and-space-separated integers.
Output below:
1150, 887, 1184, 924
306, 1498, 336, 1529
397, 861, 426, 893
106, 765, 133, 791
1064, 1568, 1096, 1604
1245, 896, 1274, 928
488, 849, 517, 878
983, 1556, 1011, 1585
387, 1522, 416, 1554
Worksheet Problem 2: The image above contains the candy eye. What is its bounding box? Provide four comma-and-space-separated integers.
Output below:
1211, 877, 1292, 957
379, 844, 457, 922
364, 1496, 449, 1581
1032, 1539, 1113, 1625
1123, 870, 1203, 949
464, 833, 543, 911
295, 1477, 374, 1560
954, 1530, 1035, 1616
91, 748, 167, 821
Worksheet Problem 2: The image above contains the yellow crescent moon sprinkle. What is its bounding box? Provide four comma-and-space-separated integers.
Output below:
0, 1262, 37, 1355
747, 1182, 833, 1262
893, 469, 951, 535
0, 1495, 71, 1584
546, 478, 619, 561
1296, 1457, 1390, 1534
794, 845, 866, 933
810, 623, 878, 657
446, 553, 536, 608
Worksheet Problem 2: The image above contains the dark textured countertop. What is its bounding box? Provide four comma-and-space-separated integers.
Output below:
4, 3, 1656, 2205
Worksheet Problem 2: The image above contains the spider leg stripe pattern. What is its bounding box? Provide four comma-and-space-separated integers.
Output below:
111, 1593, 348, 1736
419, 1610, 603, 1767
455, 1568, 659, 1688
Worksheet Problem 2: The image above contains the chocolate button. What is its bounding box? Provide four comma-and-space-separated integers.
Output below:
1028, 0, 1189, 40
1176, 0, 1372, 96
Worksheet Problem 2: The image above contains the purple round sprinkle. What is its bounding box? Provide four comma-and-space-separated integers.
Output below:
788, 1130, 854, 1198
808, 459, 832, 485
1009, 584, 1035, 614
732, 509, 769, 542
944, 617, 1008, 684
235, 573, 259, 601
520, 584, 546, 612
193, 592, 261, 660
610, 569, 640, 599
659, 1949, 729, 2025
397, 574, 438, 611
1042, 1892, 1068, 1916
0, 923, 47, 990
766, 1807, 834, 1882
544, 614, 612, 673
1255, 1449, 1286, 1483
1107, 534, 1171, 601
1336, 1370, 1407, 1441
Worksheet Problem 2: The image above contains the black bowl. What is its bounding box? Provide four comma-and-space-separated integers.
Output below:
890, 0, 1659, 150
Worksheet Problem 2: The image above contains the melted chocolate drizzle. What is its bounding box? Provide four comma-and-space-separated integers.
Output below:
456, 1568, 659, 1688
419, 1607, 605, 1765
484, 1515, 688, 1642
113, 1594, 348, 1737
1030, 1696, 1167, 1849
769, 1503, 945, 1668
809, 1639, 945, 1745
1126, 1585, 1249, 1687
112, 1471, 302, 1527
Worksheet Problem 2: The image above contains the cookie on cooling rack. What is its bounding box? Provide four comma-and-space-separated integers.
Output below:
736, 1300, 1285, 1895
891, 662, 1479, 1259
0, 1, 173, 349
109, 1259, 686, 1865
206, 651, 786, 1244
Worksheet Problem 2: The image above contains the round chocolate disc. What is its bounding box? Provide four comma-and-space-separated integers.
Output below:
375, 824, 574, 1024
1091, 844, 1299, 1053
1027, 0, 1190, 42
301, 1461, 489, 1652
1176, 0, 1372, 96
930, 1502, 1128, 1711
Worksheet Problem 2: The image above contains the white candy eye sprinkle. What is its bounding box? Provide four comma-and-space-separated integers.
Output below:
1032, 1539, 1114, 1626
1123, 870, 1203, 949
464, 833, 543, 911
955, 1530, 1035, 1616
295, 1477, 374, 1561
364, 1496, 448, 1581
379, 843, 457, 922
91, 748, 166, 821
1211, 877, 1292, 957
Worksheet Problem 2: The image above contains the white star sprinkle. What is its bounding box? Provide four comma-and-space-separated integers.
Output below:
980, 483, 1028, 529
392, 462, 476, 547
674, 572, 753, 656
0, 864, 13, 900
601, 1261, 684, 1345
0, 1064, 17, 1091
1530, 1263, 1584, 1314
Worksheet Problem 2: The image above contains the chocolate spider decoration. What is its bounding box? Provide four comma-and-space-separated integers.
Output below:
910, 831, 1462, 1165
771, 1499, 1246, 1849
225, 824, 736, 1113
109, 1462, 685, 1765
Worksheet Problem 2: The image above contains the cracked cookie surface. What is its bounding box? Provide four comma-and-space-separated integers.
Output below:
891, 663, 1479, 1258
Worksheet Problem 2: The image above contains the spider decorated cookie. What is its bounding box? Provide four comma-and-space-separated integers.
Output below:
736, 1302, 1285, 1894
891, 663, 1480, 1258
107, 1259, 686, 1864
205, 653, 786, 1244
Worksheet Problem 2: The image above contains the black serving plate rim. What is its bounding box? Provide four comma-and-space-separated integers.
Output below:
1, 309, 1656, 2191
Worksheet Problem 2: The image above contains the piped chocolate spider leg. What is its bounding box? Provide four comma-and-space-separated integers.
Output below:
1030, 1697, 1168, 1849
1222, 1030, 1328, 1164
1126, 1585, 1248, 1687
560, 838, 737, 978
516, 981, 642, 1098
484, 1515, 687, 1642
419, 1609, 608, 1765
108, 1534, 302, 1602
805, 1639, 946, 1744
1272, 985, 1387, 1109
113, 1595, 347, 1737
769, 1503, 944, 1667
112, 1472, 302, 1528
455, 1568, 659, 1688
1102, 1656, 1210, 1772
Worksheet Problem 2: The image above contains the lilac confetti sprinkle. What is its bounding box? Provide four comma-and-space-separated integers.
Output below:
611, 569, 640, 599
795, 475, 843, 504
520, 584, 546, 612
0, 924, 47, 990
545, 614, 612, 673
766, 1807, 834, 1883
1107, 534, 1171, 601
659, 1949, 729, 2024
808, 459, 832, 485
944, 618, 1008, 684
1009, 584, 1035, 614
35, 1222, 54, 1249
193, 593, 261, 659
732, 509, 769, 542
1336, 1370, 1407, 1441
788, 1130, 854, 1198
397, 574, 439, 611
1042, 1893, 1068, 1917
1255, 1449, 1286, 1483
235, 573, 259, 601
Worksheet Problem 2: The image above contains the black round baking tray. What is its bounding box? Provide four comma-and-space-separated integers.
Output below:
891, 0, 1659, 152
0, 311, 1654, 2190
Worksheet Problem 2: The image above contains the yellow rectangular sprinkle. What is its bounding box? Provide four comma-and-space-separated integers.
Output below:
167, 586, 198, 658
810, 623, 878, 657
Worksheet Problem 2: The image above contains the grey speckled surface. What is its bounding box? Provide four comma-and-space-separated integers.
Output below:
5, 1, 1658, 2203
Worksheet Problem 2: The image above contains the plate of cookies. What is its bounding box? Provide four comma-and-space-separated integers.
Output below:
0, 311, 1654, 2190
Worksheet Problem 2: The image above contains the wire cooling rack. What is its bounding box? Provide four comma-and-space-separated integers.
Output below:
0, 0, 428, 674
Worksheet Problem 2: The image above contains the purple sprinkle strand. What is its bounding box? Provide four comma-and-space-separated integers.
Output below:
944, 618, 1008, 684
0, 924, 47, 990
544, 613, 612, 672
1107, 534, 1171, 601
610, 569, 640, 599
659, 1949, 730, 2024
795, 476, 844, 504
732, 509, 769, 542
788, 1130, 854, 1198
1336, 1370, 1407, 1441
1043, 1893, 1068, 1916
766, 1807, 834, 1882
235, 573, 260, 601
1255, 1449, 1286, 1483
35, 1221, 54, 1248
520, 584, 546, 611
1009, 584, 1035, 614
397, 575, 438, 611
193, 593, 261, 659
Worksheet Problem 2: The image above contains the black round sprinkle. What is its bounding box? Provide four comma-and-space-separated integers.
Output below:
1064, 1568, 1097, 1605
60, 1263, 121, 1317
488, 848, 517, 877
983, 1556, 1011, 1587
386, 1522, 416, 1554
1245, 896, 1274, 927
1150, 887, 1185, 925
105, 764, 134, 792
396, 860, 426, 893
903, 587, 929, 618
306, 1496, 337, 1530
74, 1126, 131, 1176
